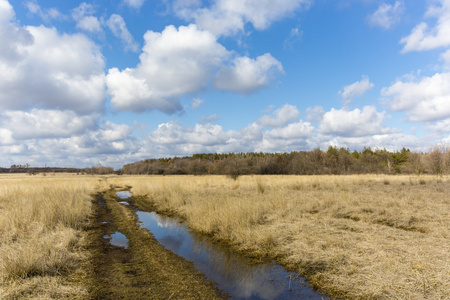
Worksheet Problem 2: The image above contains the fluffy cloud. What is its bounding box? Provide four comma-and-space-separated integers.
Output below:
0, 120, 139, 168
400, 0, 450, 52
146, 121, 234, 155
1, 109, 98, 139
106, 24, 283, 113
306, 106, 325, 122
213, 53, 284, 94
106, 14, 139, 52
0, 128, 13, 145
367, 1, 404, 29
145, 105, 314, 157
71, 3, 102, 33
381, 72, 450, 122
77, 16, 102, 33
0, 14, 106, 114
339, 75, 374, 103
426, 118, 450, 134
257, 122, 313, 153
264, 121, 313, 140
96, 121, 133, 142
0, 0, 13, 23
319, 106, 389, 137
257, 104, 300, 127
146, 121, 261, 156
174, 0, 312, 36
106, 24, 226, 112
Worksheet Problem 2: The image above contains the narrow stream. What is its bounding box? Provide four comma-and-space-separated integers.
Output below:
117, 191, 327, 299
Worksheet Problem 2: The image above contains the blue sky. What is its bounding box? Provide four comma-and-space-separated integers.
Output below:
1, 0, 449, 169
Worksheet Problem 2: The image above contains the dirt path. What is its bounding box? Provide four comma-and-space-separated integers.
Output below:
81, 189, 227, 299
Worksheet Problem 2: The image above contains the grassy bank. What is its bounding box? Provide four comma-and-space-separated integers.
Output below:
0, 174, 102, 299
109, 174, 450, 299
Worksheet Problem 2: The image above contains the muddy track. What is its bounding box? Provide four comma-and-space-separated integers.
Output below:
83, 189, 227, 299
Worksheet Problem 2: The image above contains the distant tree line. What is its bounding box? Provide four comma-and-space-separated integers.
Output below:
121, 146, 450, 176
0, 163, 115, 175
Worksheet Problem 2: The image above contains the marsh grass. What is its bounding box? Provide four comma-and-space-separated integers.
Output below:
0, 174, 98, 299
109, 174, 450, 299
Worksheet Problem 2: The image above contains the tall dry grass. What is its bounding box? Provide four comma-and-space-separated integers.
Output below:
111, 174, 450, 299
0, 174, 100, 299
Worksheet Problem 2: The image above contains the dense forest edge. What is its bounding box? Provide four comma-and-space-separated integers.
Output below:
122, 146, 450, 176
3, 146, 450, 176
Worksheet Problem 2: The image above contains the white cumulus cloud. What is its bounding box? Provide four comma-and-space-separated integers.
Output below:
213, 53, 284, 94
264, 121, 313, 140
382, 72, 450, 122
0, 0, 14, 23
77, 16, 102, 33
257, 104, 300, 128
0, 18, 106, 114
174, 0, 312, 36
319, 106, 389, 137
0, 128, 13, 145
96, 121, 133, 142
106, 24, 283, 113
306, 106, 325, 122
400, 0, 450, 52
1, 109, 98, 139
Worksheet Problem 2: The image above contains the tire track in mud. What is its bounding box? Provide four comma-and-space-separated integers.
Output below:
85, 189, 227, 299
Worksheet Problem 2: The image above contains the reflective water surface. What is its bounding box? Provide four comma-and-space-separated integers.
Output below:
105, 231, 129, 248
116, 191, 133, 199
137, 211, 327, 300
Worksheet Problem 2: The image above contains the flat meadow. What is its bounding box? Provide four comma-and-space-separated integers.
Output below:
1, 173, 449, 299
111, 174, 450, 299
0, 174, 108, 299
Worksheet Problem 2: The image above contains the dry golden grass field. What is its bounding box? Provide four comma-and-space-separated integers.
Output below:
1, 173, 449, 299
111, 174, 450, 299
0, 174, 107, 299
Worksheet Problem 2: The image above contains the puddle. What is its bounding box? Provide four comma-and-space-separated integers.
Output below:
119, 201, 130, 205
137, 211, 327, 300
116, 191, 132, 199
105, 231, 129, 248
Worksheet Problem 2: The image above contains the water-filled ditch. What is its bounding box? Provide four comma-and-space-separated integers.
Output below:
117, 191, 327, 300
